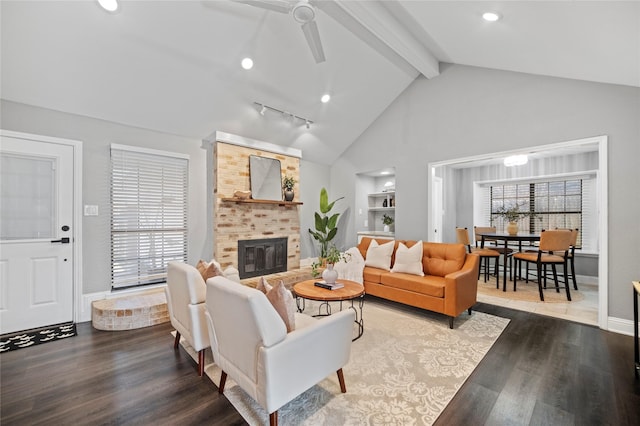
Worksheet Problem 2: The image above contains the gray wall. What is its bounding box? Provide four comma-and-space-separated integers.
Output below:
331, 64, 640, 321
1, 100, 210, 294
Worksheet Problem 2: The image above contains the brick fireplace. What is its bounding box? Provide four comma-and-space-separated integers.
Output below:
212, 138, 301, 271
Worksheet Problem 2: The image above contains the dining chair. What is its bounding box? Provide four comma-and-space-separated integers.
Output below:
474, 226, 515, 279
512, 229, 573, 301
556, 228, 579, 290
456, 227, 501, 288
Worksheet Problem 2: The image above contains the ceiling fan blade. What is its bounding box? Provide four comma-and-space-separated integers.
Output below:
231, 0, 292, 14
301, 20, 326, 63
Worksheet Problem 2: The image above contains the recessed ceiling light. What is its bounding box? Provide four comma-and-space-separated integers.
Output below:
321, 94, 331, 103
98, 0, 118, 12
380, 171, 390, 175
482, 12, 501, 22
241, 57, 254, 70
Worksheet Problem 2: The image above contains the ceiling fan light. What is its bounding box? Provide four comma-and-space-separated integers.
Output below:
321, 94, 331, 103
292, 2, 315, 24
98, 0, 118, 12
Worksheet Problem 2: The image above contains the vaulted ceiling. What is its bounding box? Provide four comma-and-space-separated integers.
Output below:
2, 1, 638, 164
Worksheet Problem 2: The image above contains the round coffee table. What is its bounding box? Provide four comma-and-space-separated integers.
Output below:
292, 279, 365, 341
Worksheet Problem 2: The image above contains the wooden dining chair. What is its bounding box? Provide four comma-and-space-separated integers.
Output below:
512, 229, 573, 301
474, 226, 514, 279
456, 227, 501, 288
556, 228, 579, 290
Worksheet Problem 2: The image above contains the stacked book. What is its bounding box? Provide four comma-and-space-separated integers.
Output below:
314, 281, 344, 290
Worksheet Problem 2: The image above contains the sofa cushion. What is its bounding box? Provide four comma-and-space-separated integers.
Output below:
365, 239, 395, 271
422, 243, 466, 277
363, 265, 386, 283
391, 240, 425, 276
380, 272, 445, 298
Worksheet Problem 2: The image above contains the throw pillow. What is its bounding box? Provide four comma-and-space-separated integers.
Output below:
265, 280, 296, 332
196, 259, 223, 282
256, 276, 273, 294
391, 241, 425, 276
364, 239, 395, 271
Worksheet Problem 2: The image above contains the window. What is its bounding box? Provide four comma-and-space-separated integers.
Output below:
474, 173, 598, 252
490, 179, 583, 247
110, 145, 188, 289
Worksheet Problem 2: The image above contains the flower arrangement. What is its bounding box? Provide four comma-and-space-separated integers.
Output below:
282, 175, 296, 191
382, 214, 394, 226
311, 245, 351, 277
494, 203, 538, 222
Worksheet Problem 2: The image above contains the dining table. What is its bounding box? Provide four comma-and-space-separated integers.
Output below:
478, 232, 541, 291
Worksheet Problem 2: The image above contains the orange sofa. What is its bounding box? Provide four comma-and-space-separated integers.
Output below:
357, 238, 480, 328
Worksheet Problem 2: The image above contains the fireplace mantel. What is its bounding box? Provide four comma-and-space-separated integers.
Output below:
221, 198, 303, 206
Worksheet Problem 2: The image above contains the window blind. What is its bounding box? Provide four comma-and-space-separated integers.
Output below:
110, 146, 188, 289
479, 174, 597, 252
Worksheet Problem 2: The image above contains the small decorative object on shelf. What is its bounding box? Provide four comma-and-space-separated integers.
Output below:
234, 190, 252, 199
382, 198, 388, 207
282, 175, 296, 202
382, 214, 394, 233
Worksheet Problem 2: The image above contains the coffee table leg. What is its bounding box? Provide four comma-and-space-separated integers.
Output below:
350, 296, 364, 341
295, 296, 305, 313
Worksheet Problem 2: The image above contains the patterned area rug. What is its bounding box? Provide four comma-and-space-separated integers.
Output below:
178, 298, 509, 425
0, 322, 77, 353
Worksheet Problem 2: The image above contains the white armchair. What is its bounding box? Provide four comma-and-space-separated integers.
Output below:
204, 276, 354, 426
165, 261, 210, 376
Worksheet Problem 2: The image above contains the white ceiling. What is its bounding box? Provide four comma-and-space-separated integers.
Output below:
2, 1, 638, 165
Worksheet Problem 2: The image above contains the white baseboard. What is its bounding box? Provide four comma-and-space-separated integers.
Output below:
607, 316, 634, 336
576, 274, 598, 285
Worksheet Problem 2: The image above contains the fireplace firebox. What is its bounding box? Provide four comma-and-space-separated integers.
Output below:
238, 237, 288, 279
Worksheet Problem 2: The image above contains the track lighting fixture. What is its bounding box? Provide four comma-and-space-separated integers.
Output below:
253, 102, 313, 129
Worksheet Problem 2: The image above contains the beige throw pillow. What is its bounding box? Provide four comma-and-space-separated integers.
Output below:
364, 239, 395, 271
196, 259, 223, 282
391, 241, 425, 276
256, 276, 273, 294
265, 280, 296, 333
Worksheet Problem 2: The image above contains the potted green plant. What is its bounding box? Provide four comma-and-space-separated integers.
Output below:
308, 188, 343, 258
494, 203, 538, 235
282, 175, 296, 202
382, 214, 394, 232
311, 245, 351, 280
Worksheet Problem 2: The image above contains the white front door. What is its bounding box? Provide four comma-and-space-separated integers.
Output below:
0, 134, 75, 334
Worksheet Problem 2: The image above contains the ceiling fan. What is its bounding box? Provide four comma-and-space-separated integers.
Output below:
232, 0, 326, 63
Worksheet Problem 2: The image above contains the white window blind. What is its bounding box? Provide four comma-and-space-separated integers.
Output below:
110, 145, 188, 289
474, 173, 597, 253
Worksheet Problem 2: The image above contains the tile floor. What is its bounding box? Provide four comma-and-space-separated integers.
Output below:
477, 282, 599, 326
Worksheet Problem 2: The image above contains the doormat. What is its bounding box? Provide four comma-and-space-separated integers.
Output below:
0, 322, 77, 353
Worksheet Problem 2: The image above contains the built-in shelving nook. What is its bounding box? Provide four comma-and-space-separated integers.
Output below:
205, 131, 302, 270
355, 167, 396, 242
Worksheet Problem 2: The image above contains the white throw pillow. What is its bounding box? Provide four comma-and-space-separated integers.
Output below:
391, 241, 425, 276
364, 240, 395, 271
334, 246, 366, 284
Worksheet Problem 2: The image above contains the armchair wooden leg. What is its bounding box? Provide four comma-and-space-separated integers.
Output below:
269, 411, 278, 426
337, 368, 347, 393
218, 371, 227, 394
198, 349, 205, 376
448, 316, 454, 329
173, 331, 181, 349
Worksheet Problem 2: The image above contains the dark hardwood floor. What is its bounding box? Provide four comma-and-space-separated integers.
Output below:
2, 301, 639, 425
